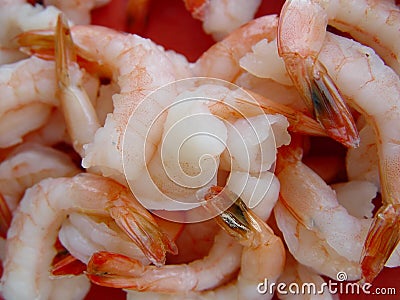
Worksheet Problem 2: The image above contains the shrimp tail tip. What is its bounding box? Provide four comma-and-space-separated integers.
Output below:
86, 251, 144, 288
361, 204, 400, 283
310, 62, 360, 148
109, 205, 177, 267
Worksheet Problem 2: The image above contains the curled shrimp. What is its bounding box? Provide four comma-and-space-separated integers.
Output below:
0, 53, 99, 148
0, 173, 176, 299
192, 14, 326, 136
192, 15, 278, 82
0, 143, 80, 211
316, 32, 400, 283
51, 14, 191, 181
0, 57, 57, 147
274, 139, 370, 280
87, 187, 285, 299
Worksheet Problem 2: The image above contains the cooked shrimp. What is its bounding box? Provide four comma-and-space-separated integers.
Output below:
191, 15, 326, 136
51, 16, 289, 215
278, 0, 362, 147
87, 187, 285, 300
274, 140, 371, 280
0, 54, 99, 148
184, 0, 262, 41
43, 0, 110, 24
87, 230, 242, 293
317, 32, 400, 283
49, 14, 191, 182
0, 1, 61, 64
0, 173, 176, 300
23, 109, 70, 146
192, 15, 278, 82
47, 275, 90, 300
58, 212, 150, 265
0, 143, 79, 211
346, 122, 380, 190
0, 57, 57, 147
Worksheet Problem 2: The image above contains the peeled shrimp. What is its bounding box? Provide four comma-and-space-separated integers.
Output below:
184, 0, 262, 41
346, 122, 380, 189
0, 143, 80, 211
274, 141, 371, 280
0, 57, 57, 147
87, 188, 285, 300
192, 15, 325, 137
23, 109, 70, 146
88, 230, 242, 293
59, 212, 151, 265
50, 16, 292, 216
0, 54, 99, 148
278, 0, 361, 146
49, 15, 192, 183
278, 0, 400, 146
0, 173, 176, 300
317, 32, 400, 282
192, 15, 278, 82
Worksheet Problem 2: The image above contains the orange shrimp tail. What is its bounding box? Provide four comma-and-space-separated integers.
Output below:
108, 204, 178, 267
0, 193, 11, 238
361, 204, 400, 283
17, 30, 56, 60
309, 60, 360, 148
238, 90, 327, 137
51, 254, 86, 276
87, 251, 144, 288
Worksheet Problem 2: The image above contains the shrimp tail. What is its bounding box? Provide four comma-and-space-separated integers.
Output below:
108, 202, 178, 267
17, 29, 56, 60
310, 60, 360, 148
243, 90, 327, 137
204, 186, 275, 246
361, 204, 400, 283
283, 55, 359, 148
87, 251, 145, 288
51, 254, 87, 276
55, 13, 100, 156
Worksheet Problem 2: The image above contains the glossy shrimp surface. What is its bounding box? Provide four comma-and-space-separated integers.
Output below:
1, 1, 400, 299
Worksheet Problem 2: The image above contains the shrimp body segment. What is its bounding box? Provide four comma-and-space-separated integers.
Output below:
0, 143, 80, 211
0, 57, 58, 148
1, 173, 176, 300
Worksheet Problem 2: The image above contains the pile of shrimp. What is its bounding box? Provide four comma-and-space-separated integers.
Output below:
0, 0, 399, 299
